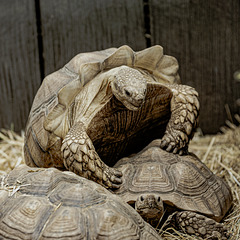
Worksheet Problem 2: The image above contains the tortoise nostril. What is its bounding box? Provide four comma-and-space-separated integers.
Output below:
137, 98, 144, 104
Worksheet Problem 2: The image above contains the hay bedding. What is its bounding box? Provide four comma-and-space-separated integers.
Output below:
0, 117, 239, 240
0, 129, 24, 176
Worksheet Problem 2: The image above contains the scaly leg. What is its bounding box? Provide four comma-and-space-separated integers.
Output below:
160, 84, 200, 155
164, 211, 229, 240
61, 122, 122, 189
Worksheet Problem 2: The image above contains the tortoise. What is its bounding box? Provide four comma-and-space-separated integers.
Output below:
24, 45, 200, 189
0, 164, 162, 240
113, 139, 233, 239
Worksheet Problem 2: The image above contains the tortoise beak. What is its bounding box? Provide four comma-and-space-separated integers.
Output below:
127, 99, 144, 111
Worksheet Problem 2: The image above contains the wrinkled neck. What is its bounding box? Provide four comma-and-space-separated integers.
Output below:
71, 71, 113, 127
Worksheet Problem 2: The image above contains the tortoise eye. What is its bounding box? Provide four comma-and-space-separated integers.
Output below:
125, 89, 131, 96
157, 197, 161, 202
140, 196, 144, 201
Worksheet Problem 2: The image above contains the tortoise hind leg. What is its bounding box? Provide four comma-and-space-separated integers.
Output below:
61, 121, 122, 189
164, 211, 229, 239
160, 84, 200, 155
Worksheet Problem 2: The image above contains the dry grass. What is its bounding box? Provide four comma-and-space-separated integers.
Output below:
0, 129, 24, 176
0, 117, 239, 239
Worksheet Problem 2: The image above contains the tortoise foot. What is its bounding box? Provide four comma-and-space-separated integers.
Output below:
61, 122, 122, 189
160, 130, 188, 155
166, 211, 229, 240
102, 165, 123, 189
161, 84, 200, 155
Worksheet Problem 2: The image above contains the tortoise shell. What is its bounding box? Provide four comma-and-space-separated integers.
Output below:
0, 165, 161, 239
113, 140, 233, 222
24, 45, 180, 168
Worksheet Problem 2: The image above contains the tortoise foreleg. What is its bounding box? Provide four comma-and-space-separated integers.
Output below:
160, 84, 200, 155
164, 211, 229, 240
61, 121, 122, 189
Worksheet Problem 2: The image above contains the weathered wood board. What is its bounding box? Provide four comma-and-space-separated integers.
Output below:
0, 0, 41, 132
0, 0, 239, 134
39, 0, 146, 76
149, 0, 240, 133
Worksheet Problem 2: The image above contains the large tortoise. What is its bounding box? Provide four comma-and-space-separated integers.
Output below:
0, 164, 161, 240
113, 140, 233, 239
24, 45, 200, 189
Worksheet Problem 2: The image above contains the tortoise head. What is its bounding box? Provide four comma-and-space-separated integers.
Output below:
110, 66, 147, 111
135, 194, 164, 221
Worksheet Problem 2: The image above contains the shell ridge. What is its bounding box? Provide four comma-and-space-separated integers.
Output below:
102, 45, 135, 70
155, 54, 180, 84
133, 45, 180, 84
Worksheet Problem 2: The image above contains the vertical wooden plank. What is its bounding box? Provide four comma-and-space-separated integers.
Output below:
150, 0, 240, 133
0, 0, 41, 131
39, 0, 146, 76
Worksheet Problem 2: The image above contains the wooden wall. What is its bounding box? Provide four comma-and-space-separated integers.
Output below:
0, 0, 41, 132
0, 0, 239, 134
149, 0, 240, 133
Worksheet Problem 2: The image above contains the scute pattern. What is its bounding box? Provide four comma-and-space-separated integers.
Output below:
114, 140, 232, 220
49, 183, 107, 207
0, 165, 162, 240
171, 161, 210, 195
129, 164, 174, 193
0, 196, 54, 239
97, 209, 140, 240
42, 207, 83, 239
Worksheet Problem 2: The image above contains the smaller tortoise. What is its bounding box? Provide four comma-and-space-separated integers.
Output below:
0, 165, 162, 240
113, 140, 233, 239
24, 45, 200, 189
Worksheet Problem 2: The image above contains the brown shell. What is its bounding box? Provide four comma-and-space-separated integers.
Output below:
114, 140, 233, 222
0, 165, 161, 239
24, 45, 179, 168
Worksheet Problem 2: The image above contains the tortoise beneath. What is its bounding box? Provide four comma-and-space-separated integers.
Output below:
113, 140, 233, 239
0, 165, 162, 240
24, 45, 200, 189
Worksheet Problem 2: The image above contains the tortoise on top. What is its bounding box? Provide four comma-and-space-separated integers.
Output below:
24, 45, 200, 189
113, 140, 232, 239
0, 165, 161, 240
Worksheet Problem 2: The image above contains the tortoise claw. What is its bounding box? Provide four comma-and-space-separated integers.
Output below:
110, 183, 121, 189
110, 175, 122, 184
113, 169, 123, 177
160, 140, 168, 149
104, 166, 123, 188
166, 144, 173, 152
179, 150, 184, 155
173, 148, 178, 154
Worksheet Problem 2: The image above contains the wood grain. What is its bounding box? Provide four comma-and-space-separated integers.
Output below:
39, 0, 146, 76
0, 0, 41, 132
0, 0, 239, 134
149, 0, 240, 133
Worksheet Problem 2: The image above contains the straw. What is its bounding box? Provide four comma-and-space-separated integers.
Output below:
0, 116, 240, 239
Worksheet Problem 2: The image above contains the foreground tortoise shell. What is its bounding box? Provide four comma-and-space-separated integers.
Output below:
114, 140, 233, 239
0, 165, 161, 240
24, 45, 200, 189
